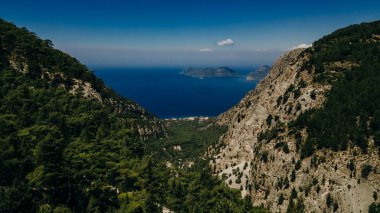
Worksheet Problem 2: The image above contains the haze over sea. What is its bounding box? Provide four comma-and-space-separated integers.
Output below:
94, 68, 257, 118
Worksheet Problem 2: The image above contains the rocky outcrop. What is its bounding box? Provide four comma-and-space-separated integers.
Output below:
208, 48, 380, 212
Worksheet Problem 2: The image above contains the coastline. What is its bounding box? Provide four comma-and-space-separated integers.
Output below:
162, 116, 212, 121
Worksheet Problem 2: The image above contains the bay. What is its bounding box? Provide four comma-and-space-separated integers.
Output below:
94, 68, 258, 118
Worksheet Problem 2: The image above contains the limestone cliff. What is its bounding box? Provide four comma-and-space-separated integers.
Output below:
209, 21, 380, 212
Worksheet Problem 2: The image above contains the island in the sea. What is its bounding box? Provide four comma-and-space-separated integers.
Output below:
180, 67, 239, 79
246, 65, 271, 81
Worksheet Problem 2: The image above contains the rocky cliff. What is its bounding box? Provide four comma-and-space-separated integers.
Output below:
209, 21, 380, 212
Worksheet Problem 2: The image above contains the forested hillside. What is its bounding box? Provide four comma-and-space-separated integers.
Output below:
294, 20, 380, 157
0, 19, 166, 139
0, 18, 162, 212
0, 19, 262, 212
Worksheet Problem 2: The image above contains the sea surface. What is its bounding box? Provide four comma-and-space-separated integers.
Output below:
94, 68, 258, 118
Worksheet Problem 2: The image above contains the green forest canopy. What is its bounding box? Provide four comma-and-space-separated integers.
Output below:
0, 18, 262, 212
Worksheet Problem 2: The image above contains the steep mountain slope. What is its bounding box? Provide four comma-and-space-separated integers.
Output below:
209, 21, 380, 212
0, 19, 169, 212
0, 19, 166, 139
145, 118, 269, 212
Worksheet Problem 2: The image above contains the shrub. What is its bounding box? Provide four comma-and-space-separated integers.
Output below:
277, 95, 283, 107
243, 162, 248, 170
261, 152, 269, 163
295, 103, 302, 111
283, 177, 290, 189
295, 161, 301, 170
274, 141, 285, 149
299, 79, 307, 88
348, 160, 355, 172
290, 170, 296, 182
326, 193, 332, 208
293, 88, 301, 99
278, 193, 284, 205
290, 188, 297, 199
316, 185, 321, 193
333, 201, 339, 212
283, 143, 290, 154
282, 93, 290, 104
361, 165, 372, 178
266, 114, 273, 126
236, 177, 242, 184
369, 202, 380, 213
310, 90, 316, 100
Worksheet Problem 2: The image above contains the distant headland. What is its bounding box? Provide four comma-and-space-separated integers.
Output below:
180, 67, 239, 79
246, 65, 271, 81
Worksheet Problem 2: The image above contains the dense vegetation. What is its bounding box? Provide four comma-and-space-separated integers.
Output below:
0, 19, 159, 123
147, 119, 226, 165
0, 19, 262, 212
292, 21, 380, 158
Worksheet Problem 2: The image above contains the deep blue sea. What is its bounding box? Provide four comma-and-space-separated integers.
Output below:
94, 68, 258, 118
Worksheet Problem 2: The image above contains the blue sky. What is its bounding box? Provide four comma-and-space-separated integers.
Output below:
1, 0, 380, 67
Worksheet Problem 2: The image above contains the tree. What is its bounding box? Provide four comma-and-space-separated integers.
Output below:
287, 198, 305, 213
361, 165, 372, 178
301, 139, 314, 159
372, 110, 380, 131
33, 126, 68, 206
266, 114, 273, 126
242, 195, 253, 212
290, 170, 296, 182
368, 202, 380, 213
333, 201, 339, 212
283, 177, 290, 189
145, 192, 160, 213
290, 188, 298, 199
278, 193, 284, 205
86, 182, 119, 212
0, 181, 33, 212
143, 158, 161, 212
295, 161, 301, 171
283, 143, 290, 154
326, 193, 332, 208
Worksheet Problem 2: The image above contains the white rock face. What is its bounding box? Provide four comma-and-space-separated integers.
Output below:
69, 79, 103, 103
173, 145, 182, 151
162, 206, 174, 213
208, 48, 380, 212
